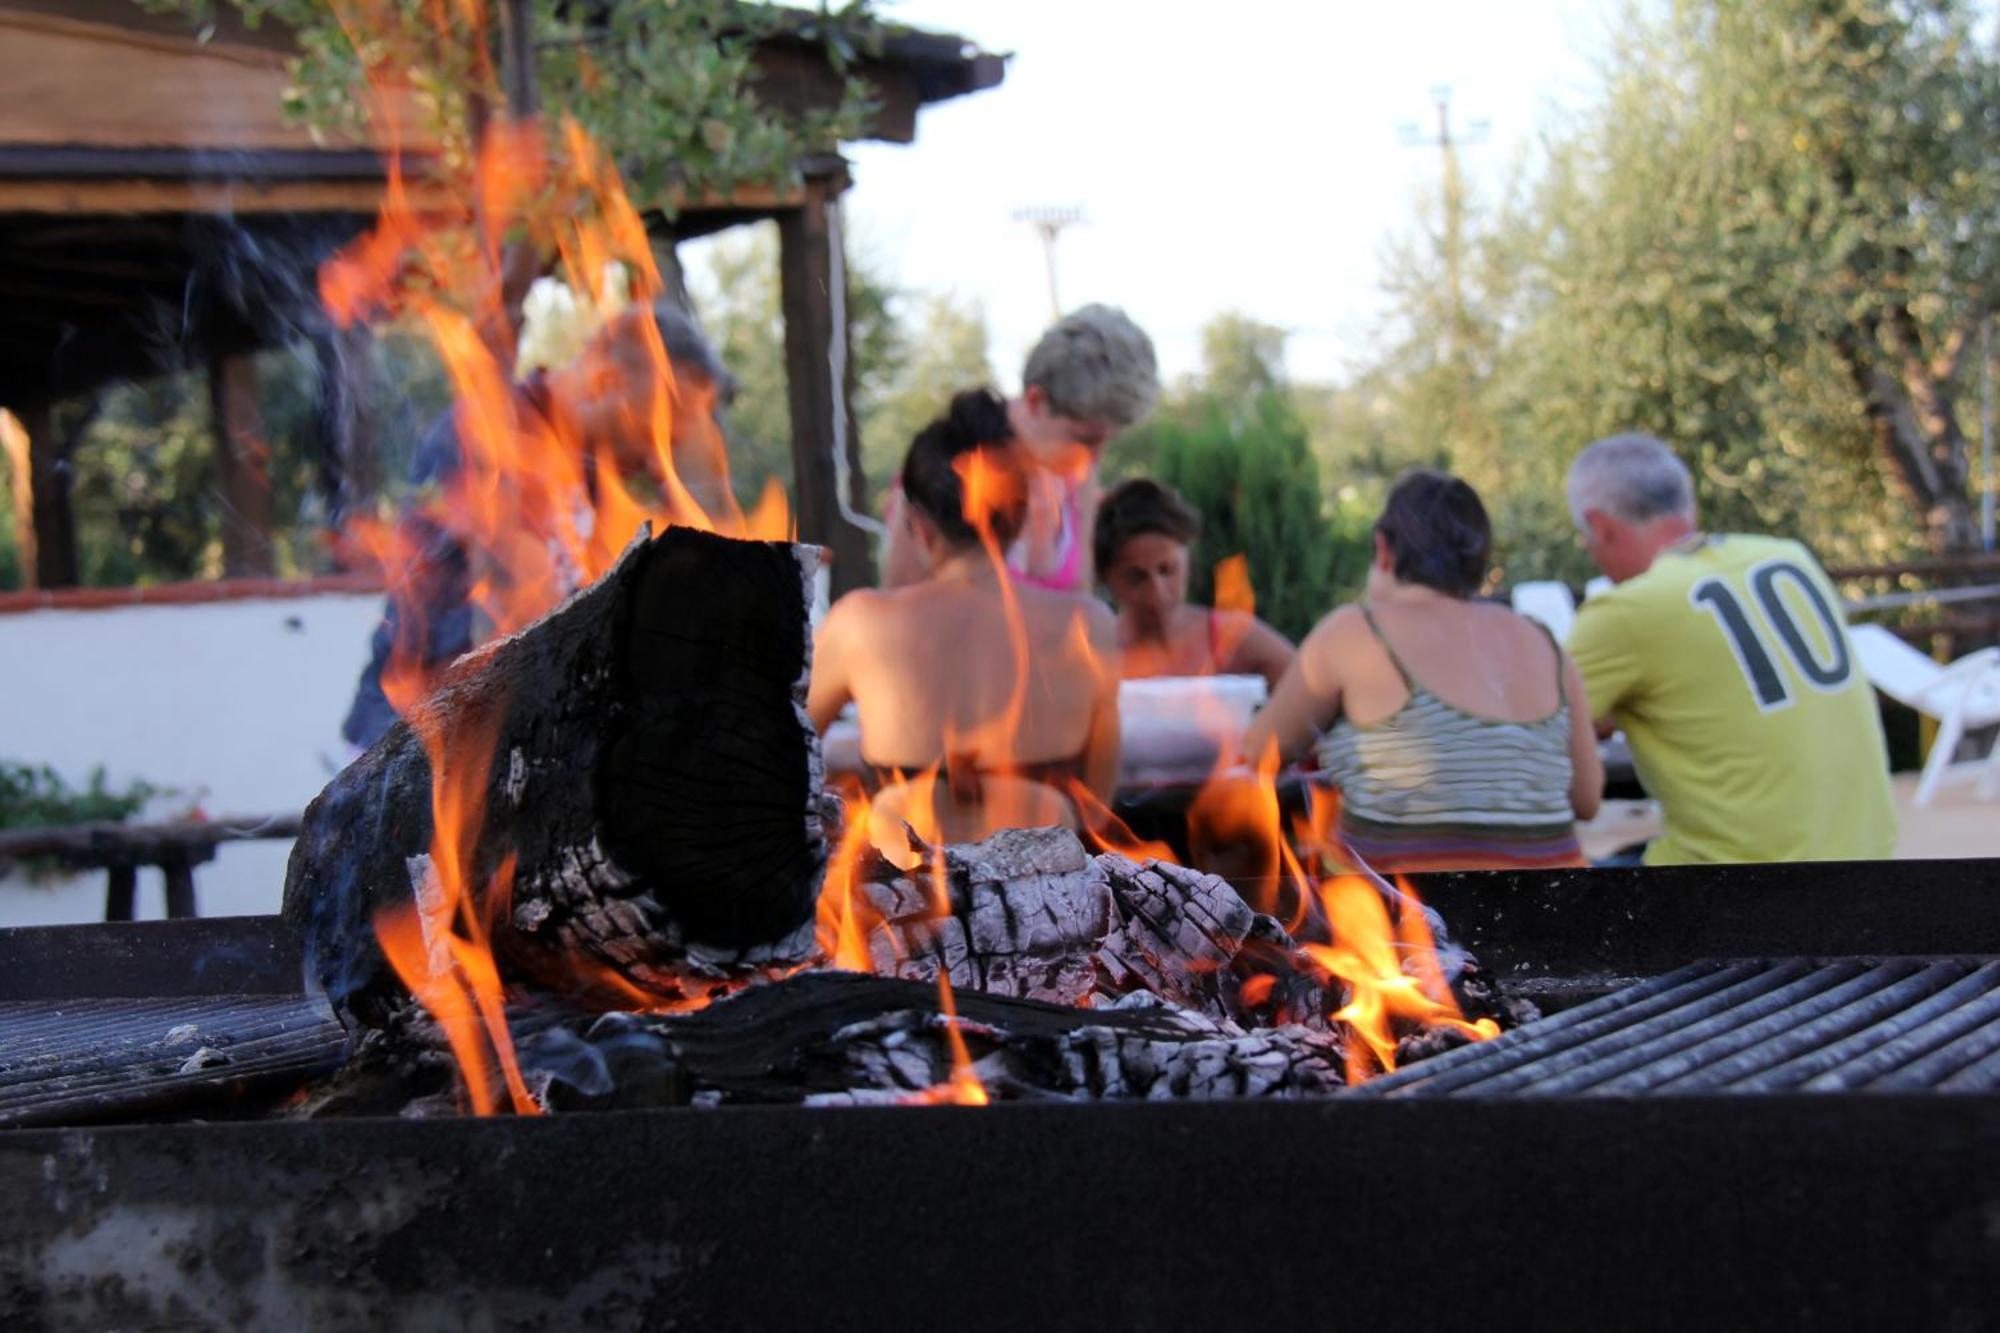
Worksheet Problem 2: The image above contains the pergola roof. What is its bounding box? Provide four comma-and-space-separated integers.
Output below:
0, 0, 1005, 405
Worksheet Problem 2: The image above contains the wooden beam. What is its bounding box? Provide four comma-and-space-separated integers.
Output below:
0, 12, 400, 155
777, 166, 875, 594
0, 179, 438, 215
0, 172, 792, 222
208, 350, 276, 578
19, 400, 77, 589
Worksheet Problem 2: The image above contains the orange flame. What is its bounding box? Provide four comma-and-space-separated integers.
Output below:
1186, 737, 1293, 918
900, 838, 989, 1105
1285, 797, 1499, 1079
927, 971, 991, 1106
815, 786, 885, 972
943, 447, 1033, 785
326, 0, 789, 704
1067, 779, 1180, 864
325, 0, 798, 1100
1213, 554, 1255, 616
372, 698, 540, 1115
1300, 872, 1500, 1081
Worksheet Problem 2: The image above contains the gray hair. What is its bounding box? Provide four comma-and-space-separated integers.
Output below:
1022, 303, 1159, 430
1567, 433, 1695, 529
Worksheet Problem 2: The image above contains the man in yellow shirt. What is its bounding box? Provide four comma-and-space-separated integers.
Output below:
1564, 434, 1896, 864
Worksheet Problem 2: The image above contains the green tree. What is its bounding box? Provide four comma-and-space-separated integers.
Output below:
859, 290, 994, 505
1198, 312, 1288, 403
1345, 0, 2000, 576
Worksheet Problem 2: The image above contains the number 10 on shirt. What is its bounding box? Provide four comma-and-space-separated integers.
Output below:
1689, 559, 1854, 712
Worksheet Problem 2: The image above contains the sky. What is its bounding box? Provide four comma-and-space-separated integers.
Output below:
691, 0, 1612, 389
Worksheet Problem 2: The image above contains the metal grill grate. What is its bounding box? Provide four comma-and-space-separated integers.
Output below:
0, 993, 345, 1128
1357, 958, 2000, 1098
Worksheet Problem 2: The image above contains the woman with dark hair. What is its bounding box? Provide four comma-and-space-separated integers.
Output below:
1240, 468, 1603, 872
809, 390, 1120, 841
1093, 478, 1295, 690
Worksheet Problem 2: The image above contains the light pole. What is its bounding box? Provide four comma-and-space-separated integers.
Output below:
1013, 206, 1083, 322
1400, 86, 1490, 481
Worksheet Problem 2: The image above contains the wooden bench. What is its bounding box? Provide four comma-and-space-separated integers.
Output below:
0, 815, 302, 920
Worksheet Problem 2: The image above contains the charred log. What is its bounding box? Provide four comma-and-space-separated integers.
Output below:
306, 971, 1350, 1113
282, 528, 830, 1025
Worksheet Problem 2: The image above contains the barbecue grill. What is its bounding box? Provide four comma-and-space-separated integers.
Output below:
4, 856, 1998, 1330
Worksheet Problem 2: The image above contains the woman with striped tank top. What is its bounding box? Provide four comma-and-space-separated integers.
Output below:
1241, 470, 1603, 872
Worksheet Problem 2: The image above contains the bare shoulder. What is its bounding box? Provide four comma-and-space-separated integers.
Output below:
821, 587, 890, 639
1309, 603, 1368, 647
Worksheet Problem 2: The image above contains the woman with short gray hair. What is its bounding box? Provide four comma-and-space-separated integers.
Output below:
880, 303, 1159, 592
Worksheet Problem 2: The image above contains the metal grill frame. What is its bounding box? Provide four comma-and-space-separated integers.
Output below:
2, 857, 1999, 1329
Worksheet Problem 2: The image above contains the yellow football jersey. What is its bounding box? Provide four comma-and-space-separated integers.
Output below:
1569, 534, 1896, 865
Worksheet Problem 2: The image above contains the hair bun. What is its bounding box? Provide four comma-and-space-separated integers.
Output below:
945, 388, 1012, 446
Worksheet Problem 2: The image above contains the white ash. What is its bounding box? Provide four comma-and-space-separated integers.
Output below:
176, 1047, 231, 1075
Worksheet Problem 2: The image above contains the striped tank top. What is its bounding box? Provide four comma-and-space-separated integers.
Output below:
1312, 604, 1585, 873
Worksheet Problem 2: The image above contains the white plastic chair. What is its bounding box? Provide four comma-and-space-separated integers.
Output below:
1849, 624, 2000, 806
1511, 581, 1578, 645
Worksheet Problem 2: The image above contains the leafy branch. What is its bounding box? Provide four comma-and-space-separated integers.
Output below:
141, 0, 884, 212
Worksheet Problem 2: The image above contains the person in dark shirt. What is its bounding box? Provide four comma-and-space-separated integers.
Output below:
340, 300, 736, 751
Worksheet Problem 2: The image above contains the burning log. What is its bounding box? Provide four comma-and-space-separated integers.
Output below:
283, 527, 831, 1024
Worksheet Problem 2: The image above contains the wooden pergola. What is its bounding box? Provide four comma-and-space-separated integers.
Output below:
0, 0, 1003, 595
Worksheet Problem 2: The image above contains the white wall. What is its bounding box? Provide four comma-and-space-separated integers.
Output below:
0, 592, 383, 925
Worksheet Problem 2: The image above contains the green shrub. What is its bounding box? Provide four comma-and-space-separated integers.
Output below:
0, 762, 158, 831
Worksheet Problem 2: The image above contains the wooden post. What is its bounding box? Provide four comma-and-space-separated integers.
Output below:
778, 159, 876, 595
161, 855, 197, 920
103, 866, 136, 923
21, 401, 78, 589
208, 350, 276, 577
652, 231, 695, 315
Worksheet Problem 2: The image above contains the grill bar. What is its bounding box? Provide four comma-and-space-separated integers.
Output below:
1719, 962, 2000, 1092
1627, 960, 1955, 1094
1355, 960, 1759, 1098
0, 994, 344, 1128
1362, 958, 2000, 1098
1873, 1011, 2000, 1092
1939, 1038, 2000, 1092
1543, 959, 1899, 1097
